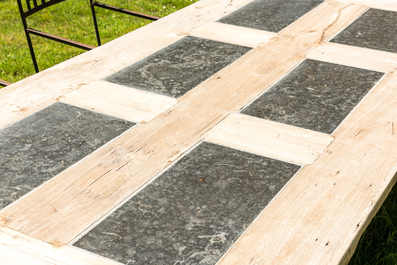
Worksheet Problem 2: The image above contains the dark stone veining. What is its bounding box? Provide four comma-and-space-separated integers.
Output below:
218, 0, 324, 32
241, 59, 384, 134
331, 9, 397, 54
74, 142, 299, 264
106, 36, 251, 98
0, 102, 134, 208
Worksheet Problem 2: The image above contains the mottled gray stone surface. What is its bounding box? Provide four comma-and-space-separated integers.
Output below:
74, 142, 299, 265
106, 36, 251, 98
0, 102, 134, 208
331, 9, 397, 54
241, 59, 384, 134
218, 0, 324, 32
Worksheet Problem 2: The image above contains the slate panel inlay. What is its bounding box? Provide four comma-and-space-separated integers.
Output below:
105, 36, 251, 98
217, 0, 324, 32
241, 59, 384, 134
331, 9, 397, 54
74, 142, 300, 264
0, 102, 134, 208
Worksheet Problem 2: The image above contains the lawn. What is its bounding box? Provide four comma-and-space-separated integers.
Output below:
1, 0, 397, 264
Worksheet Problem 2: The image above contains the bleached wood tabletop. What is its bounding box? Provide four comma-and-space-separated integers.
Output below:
1, 0, 397, 264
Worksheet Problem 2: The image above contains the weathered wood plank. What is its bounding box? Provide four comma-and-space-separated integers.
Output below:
0, 227, 121, 265
344, 0, 397, 12
203, 113, 334, 165
217, 71, 397, 265
318, 3, 367, 42
307, 42, 397, 73
0, 1, 356, 246
60, 81, 178, 123
190, 22, 277, 47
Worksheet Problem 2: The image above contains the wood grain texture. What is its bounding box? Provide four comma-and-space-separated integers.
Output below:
0, 0, 254, 130
190, 22, 277, 47
0, 227, 121, 265
217, 71, 397, 265
345, 0, 397, 12
203, 113, 334, 165
307, 42, 397, 73
0, 0, 355, 246
318, 3, 368, 42
60, 81, 178, 123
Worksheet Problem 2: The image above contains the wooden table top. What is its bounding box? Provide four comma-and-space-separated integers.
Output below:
1, 0, 397, 264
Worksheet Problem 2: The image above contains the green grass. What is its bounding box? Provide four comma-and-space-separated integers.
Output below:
0, 0, 196, 83
1, 1, 397, 264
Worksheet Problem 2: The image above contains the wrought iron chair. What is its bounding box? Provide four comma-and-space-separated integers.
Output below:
17, 0, 160, 73
0, 79, 11, 87
17, 0, 96, 73
89, 0, 160, 46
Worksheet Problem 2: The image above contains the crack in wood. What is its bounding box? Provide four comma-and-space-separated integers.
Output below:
318, 3, 354, 44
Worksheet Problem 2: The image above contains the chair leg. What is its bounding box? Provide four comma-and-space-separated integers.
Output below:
0, 78, 11, 87
17, 0, 39, 73
25, 32, 39, 73
90, 0, 101, 46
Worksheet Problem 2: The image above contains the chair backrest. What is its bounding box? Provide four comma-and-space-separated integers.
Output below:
18, 0, 66, 18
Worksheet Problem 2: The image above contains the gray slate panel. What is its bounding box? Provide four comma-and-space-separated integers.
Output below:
331, 9, 397, 54
218, 0, 324, 32
106, 36, 251, 98
74, 142, 300, 265
241, 59, 383, 134
0, 102, 134, 208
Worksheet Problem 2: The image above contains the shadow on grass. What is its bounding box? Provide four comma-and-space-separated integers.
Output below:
349, 183, 397, 265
